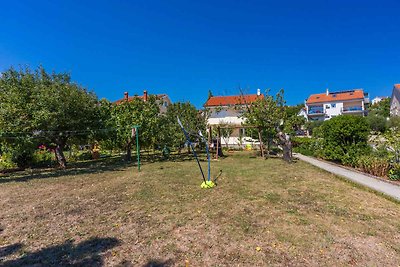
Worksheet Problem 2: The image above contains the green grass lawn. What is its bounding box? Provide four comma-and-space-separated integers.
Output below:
0, 152, 399, 266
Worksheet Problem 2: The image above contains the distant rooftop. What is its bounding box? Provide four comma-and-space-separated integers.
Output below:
306, 89, 365, 104
114, 90, 169, 105
204, 94, 263, 107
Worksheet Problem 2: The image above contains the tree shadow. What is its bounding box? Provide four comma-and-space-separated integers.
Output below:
142, 259, 174, 267
0, 150, 218, 184
1, 237, 119, 267
0, 157, 130, 184
0, 243, 23, 259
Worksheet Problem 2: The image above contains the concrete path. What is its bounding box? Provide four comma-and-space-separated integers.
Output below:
294, 153, 400, 201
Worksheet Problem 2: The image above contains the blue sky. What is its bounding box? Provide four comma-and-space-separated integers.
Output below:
1, 0, 399, 107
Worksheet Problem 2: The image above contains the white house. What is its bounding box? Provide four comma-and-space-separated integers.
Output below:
297, 108, 308, 121
204, 90, 263, 147
372, 96, 388, 105
305, 88, 369, 121
390, 84, 400, 116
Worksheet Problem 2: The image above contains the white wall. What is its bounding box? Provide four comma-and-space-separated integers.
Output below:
208, 116, 244, 125
324, 102, 343, 119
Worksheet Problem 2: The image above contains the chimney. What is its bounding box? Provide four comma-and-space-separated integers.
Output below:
143, 90, 148, 102
124, 91, 129, 101
326, 88, 329, 96
257, 88, 261, 96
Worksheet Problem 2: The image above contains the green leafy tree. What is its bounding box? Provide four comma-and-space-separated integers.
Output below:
306, 120, 324, 136
285, 104, 304, 118
368, 98, 390, 117
366, 114, 387, 133
111, 96, 160, 161
243, 89, 293, 162
162, 102, 206, 153
0, 66, 102, 168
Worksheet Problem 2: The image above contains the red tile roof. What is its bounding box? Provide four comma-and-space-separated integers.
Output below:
394, 84, 400, 90
204, 94, 264, 107
306, 89, 365, 104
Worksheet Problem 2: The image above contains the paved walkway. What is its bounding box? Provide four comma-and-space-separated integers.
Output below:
295, 153, 400, 201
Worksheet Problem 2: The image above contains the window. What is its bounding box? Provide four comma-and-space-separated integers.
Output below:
325, 105, 330, 109
331, 103, 336, 108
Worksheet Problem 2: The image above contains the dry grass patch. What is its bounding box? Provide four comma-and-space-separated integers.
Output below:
0, 152, 399, 266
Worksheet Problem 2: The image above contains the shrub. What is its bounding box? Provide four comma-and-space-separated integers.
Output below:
388, 164, 400, 181
366, 115, 387, 133
319, 115, 370, 165
0, 152, 17, 170
357, 155, 390, 178
292, 137, 321, 156
1, 141, 36, 168
32, 149, 54, 168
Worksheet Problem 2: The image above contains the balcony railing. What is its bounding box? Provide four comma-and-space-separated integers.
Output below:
308, 107, 324, 115
342, 106, 363, 113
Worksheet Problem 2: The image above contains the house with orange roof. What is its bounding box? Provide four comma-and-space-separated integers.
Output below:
203, 90, 264, 147
114, 90, 172, 113
390, 84, 400, 116
305, 88, 369, 121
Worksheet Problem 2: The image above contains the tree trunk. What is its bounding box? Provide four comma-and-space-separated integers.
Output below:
258, 128, 265, 158
217, 127, 224, 157
126, 140, 132, 161
55, 143, 67, 169
277, 131, 292, 163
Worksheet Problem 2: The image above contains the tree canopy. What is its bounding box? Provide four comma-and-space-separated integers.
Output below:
243, 89, 293, 161
0, 66, 102, 167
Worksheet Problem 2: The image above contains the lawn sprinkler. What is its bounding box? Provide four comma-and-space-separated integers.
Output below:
177, 116, 217, 189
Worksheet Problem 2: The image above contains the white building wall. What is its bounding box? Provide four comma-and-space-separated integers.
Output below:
207, 116, 244, 126
324, 102, 343, 119
220, 137, 260, 146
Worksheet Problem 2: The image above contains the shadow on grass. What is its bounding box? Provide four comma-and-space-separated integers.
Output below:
0, 156, 129, 184
0, 151, 218, 184
142, 259, 174, 267
0, 243, 23, 259
140, 151, 213, 163
1, 237, 119, 267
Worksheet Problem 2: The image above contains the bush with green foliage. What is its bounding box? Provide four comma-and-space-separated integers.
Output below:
388, 164, 400, 181
0, 140, 37, 168
366, 114, 387, 133
318, 115, 370, 166
292, 137, 320, 156
0, 151, 17, 170
305, 120, 324, 136
32, 148, 54, 168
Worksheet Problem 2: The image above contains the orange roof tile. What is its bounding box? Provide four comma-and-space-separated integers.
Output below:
204, 94, 263, 107
306, 89, 365, 104
394, 84, 400, 90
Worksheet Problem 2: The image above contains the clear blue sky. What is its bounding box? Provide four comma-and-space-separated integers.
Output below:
1, 0, 399, 107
